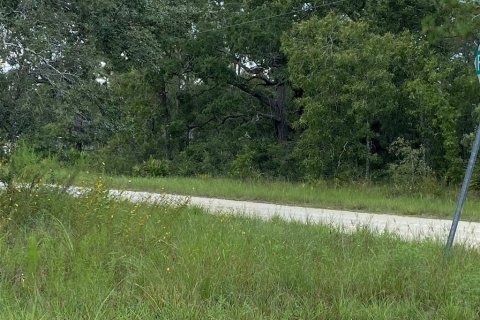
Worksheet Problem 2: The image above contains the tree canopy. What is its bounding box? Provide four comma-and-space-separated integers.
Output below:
1, 0, 479, 183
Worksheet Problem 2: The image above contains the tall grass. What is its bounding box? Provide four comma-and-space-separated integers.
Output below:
1, 184, 480, 318
3, 143, 478, 220
53, 171, 480, 221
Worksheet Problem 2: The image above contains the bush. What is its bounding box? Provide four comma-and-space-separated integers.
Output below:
0, 141, 63, 188
387, 138, 432, 193
230, 142, 300, 180
171, 142, 234, 177
132, 158, 170, 177
230, 146, 260, 179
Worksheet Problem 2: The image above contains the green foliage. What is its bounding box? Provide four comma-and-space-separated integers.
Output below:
0, 159, 9, 186
423, 0, 480, 41
284, 14, 406, 179
364, 0, 437, 33
2, 186, 480, 317
231, 142, 299, 180
1, 0, 479, 182
283, 10, 477, 181
387, 138, 433, 193
132, 158, 171, 177
171, 140, 234, 177
0, 142, 58, 187
0, 0, 111, 153
57, 172, 480, 220
230, 145, 258, 179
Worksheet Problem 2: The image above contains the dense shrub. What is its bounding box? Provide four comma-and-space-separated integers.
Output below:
132, 158, 170, 177
387, 138, 433, 193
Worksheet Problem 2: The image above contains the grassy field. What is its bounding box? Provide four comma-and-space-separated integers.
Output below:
1, 184, 480, 318
51, 170, 480, 221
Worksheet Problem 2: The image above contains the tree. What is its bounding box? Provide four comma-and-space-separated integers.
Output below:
283, 11, 475, 181
0, 0, 113, 154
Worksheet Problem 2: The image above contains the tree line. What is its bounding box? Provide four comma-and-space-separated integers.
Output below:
0, 0, 479, 184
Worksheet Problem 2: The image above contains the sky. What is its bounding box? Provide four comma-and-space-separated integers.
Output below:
0, 60, 13, 73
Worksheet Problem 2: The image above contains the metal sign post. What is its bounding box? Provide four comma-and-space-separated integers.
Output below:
445, 45, 480, 253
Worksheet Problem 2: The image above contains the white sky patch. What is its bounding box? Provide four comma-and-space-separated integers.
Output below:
0, 60, 18, 73
302, 3, 313, 11
190, 23, 198, 39
1, 61, 12, 73
450, 52, 464, 60
69, 23, 79, 36
245, 60, 257, 69
100, 61, 106, 68
2, 142, 12, 155
95, 76, 109, 85
51, 51, 62, 60
179, 78, 186, 89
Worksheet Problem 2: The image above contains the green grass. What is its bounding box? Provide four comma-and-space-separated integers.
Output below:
50, 169, 480, 221
1, 185, 480, 318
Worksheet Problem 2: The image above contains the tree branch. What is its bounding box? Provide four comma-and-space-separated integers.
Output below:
256, 111, 279, 121
237, 59, 276, 86
221, 114, 249, 124
228, 76, 273, 108
188, 113, 249, 130
5, 42, 79, 85
247, 74, 276, 86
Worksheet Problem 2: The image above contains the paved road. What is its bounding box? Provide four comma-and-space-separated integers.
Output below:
106, 189, 480, 247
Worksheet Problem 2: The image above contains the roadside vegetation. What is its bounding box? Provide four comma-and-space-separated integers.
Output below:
3, 1, 480, 318
3, 144, 480, 221
1, 1, 480, 190
1, 183, 480, 319
2, 1, 480, 221
64, 171, 480, 221
2, 148, 480, 317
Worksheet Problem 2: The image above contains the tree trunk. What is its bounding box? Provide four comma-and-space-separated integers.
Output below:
273, 84, 289, 142
365, 120, 370, 181
9, 120, 18, 144
159, 79, 171, 159
229, 77, 291, 142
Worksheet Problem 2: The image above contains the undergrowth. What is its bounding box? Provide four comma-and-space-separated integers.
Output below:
0, 182, 479, 318
3, 143, 480, 221
64, 173, 480, 221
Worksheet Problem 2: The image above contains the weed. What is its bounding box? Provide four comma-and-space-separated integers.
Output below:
0, 186, 480, 318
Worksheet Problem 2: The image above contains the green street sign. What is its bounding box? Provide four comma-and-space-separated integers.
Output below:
476, 48, 480, 75
446, 43, 480, 253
